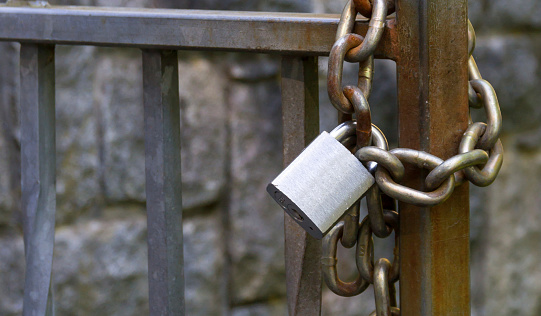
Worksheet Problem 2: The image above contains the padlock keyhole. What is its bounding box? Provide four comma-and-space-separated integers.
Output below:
290, 208, 304, 222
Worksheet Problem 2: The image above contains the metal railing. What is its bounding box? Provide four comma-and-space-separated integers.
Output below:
1, 1, 469, 315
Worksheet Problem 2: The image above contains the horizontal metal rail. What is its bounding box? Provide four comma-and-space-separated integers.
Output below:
0, 5, 397, 58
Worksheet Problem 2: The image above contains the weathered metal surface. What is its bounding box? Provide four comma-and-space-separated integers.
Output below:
142, 49, 184, 316
281, 56, 321, 316
396, 0, 470, 314
0, 5, 397, 58
20, 43, 56, 316
353, 0, 395, 18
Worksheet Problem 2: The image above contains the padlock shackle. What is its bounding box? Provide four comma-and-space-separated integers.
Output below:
330, 121, 388, 153
330, 121, 356, 143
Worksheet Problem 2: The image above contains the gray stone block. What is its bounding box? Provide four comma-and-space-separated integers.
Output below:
55, 46, 228, 220
0, 124, 13, 227
53, 214, 149, 315
0, 42, 19, 227
0, 232, 24, 316
178, 56, 228, 210
475, 136, 541, 316
473, 34, 541, 136
92, 48, 147, 204
231, 301, 287, 316
227, 69, 286, 304
469, 0, 541, 31
312, 0, 346, 14
56, 46, 102, 223
468, 1, 488, 30
184, 214, 225, 315
229, 54, 280, 81
322, 286, 376, 316
0, 210, 224, 316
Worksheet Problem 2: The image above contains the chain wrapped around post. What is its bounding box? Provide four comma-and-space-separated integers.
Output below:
320, 3, 504, 315
266, 0, 504, 313
343, 20, 503, 208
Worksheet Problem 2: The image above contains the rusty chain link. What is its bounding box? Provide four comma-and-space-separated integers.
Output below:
330, 0, 382, 249
356, 211, 399, 284
322, 4, 504, 315
353, 0, 395, 18
345, 0, 388, 63
328, 0, 392, 114
328, 0, 398, 252
322, 221, 370, 296
323, 2, 402, 312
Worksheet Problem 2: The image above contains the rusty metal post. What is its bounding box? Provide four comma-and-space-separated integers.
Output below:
281, 56, 321, 316
396, 0, 470, 315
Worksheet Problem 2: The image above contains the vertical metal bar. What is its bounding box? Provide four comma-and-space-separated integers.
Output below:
20, 43, 56, 316
143, 49, 184, 316
280, 56, 321, 316
396, 0, 470, 315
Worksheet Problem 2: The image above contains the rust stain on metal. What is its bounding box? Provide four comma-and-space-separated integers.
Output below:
353, 19, 398, 61
354, 0, 396, 18
281, 56, 322, 316
396, 0, 470, 315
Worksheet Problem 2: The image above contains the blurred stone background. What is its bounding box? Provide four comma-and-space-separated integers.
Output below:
0, 0, 540, 315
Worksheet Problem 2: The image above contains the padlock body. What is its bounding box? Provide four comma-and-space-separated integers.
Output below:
267, 131, 374, 239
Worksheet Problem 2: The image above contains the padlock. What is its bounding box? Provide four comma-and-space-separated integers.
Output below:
267, 121, 375, 239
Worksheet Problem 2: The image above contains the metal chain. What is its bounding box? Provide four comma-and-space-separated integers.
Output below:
323, 3, 401, 315
328, 19, 503, 207
358, 21, 503, 206
328, 0, 389, 114
330, 0, 383, 250
322, 5, 503, 315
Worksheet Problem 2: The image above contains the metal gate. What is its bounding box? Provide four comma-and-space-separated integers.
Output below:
0, 0, 470, 315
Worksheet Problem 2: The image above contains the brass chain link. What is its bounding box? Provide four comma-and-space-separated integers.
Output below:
322, 2, 503, 315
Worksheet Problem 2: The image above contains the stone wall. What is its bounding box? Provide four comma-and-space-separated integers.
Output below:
1, 0, 540, 315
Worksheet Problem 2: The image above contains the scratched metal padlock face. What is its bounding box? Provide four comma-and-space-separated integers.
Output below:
267, 122, 374, 239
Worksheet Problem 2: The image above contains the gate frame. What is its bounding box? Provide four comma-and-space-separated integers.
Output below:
0, 1, 469, 315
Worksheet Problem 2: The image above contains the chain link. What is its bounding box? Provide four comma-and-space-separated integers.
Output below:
470, 79, 502, 150
376, 148, 457, 206
345, 0, 388, 63
356, 211, 399, 284
322, 221, 370, 297
459, 122, 504, 187
424, 149, 488, 190
373, 258, 393, 316
328, 34, 367, 113
353, 0, 395, 18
